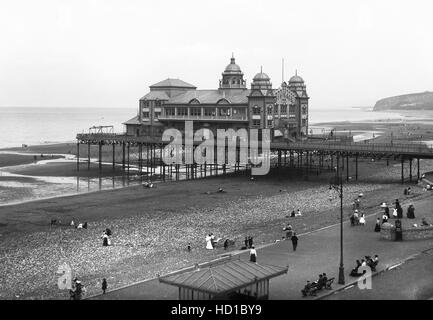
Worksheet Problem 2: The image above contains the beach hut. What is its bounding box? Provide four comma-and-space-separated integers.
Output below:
158, 259, 288, 300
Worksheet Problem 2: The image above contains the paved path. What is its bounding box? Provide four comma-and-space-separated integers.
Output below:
92, 193, 433, 300
325, 248, 433, 300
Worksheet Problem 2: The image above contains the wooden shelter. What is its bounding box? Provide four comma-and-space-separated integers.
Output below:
158, 259, 288, 300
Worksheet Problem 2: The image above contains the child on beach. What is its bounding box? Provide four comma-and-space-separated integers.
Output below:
249, 246, 257, 263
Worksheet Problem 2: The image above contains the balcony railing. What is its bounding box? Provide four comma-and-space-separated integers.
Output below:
158, 114, 248, 121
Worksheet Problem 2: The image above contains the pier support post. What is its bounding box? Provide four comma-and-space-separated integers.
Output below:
401, 158, 404, 184
77, 142, 80, 171
112, 144, 115, 170
87, 142, 91, 170
122, 142, 126, 171
278, 150, 282, 168
355, 155, 358, 181
417, 158, 420, 181
409, 158, 413, 183
98, 142, 102, 171
346, 155, 349, 182
146, 144, 149, 176
127, 143, 130, 176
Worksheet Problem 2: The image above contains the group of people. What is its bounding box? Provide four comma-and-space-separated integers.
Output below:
301, 273, 330, 297
102, 228, 112, 246
289, 209, 302, 217
71, 220, 88, 229
350, 210, 366, 226
350, 255, 379, 276
283, 223, 299, 251
69, 278, 108, 299
205, 233, 221, 249
403, 187, 412, 195
69, 278, 85, 300
244, 236, 254, 249
378, 198, 416, 227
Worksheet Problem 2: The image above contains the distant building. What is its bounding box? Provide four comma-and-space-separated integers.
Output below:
124, 56, 309, 141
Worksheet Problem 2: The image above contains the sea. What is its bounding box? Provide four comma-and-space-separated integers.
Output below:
0, 106, 409, 149
0, 106, 430, 206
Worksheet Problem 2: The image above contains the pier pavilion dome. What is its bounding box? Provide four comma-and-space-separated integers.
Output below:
223, 57, 243, 74
219, 55, 246, 89
251, 68, 272, 90
288, 74, 304, 83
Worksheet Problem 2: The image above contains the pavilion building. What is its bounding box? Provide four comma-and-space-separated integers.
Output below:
124, 56, 309, 141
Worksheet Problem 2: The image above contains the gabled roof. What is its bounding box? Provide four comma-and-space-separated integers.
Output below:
159, 259, 287, 295
149, 78, 196, 89
122, 115, 140, 125
167, 89, 250, 104
140, 91, 170, 100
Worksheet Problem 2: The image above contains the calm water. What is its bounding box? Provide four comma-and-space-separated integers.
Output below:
0, 107, 136, 149
0, 106, 406, 149
0, 106, 427, 206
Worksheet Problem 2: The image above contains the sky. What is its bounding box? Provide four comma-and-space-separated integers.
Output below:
0, 0, 432, 109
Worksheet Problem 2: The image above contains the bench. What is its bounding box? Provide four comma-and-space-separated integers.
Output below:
301, 283, 319, 297
324, 277, 334, 290
301, 277, 335, 297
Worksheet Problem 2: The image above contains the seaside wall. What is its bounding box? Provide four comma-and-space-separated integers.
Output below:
381, 223, 433, 240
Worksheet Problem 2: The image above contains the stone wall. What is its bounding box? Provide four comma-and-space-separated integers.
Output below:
380, 222, 433, 241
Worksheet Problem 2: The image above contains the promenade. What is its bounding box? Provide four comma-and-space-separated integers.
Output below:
92, 192, 433, 300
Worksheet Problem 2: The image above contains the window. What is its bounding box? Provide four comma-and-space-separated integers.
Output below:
155, 100, 162, 107
252, 119, 261, 126
274, 105, 279, 113
267, 120, 273, 126
177, 107, 188, 116
154, 111, 161, 118
143, 100, 150, 107
142, 112, 149, 118
267, 105, 273, 113
281, 105, 287, 113
190, 107, 201, 116
302, 105, 308, 114
302, 119, 307, 126
165, 107, 175, 116
253, 106, 260, 115
204, 108, 215, 116
289, 105, 296, 114
219, 107, 230, 116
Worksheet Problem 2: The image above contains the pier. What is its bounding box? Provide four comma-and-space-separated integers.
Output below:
76, 132, 433, 184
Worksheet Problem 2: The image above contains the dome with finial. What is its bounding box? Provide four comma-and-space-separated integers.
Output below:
253, 66, 270, 82
289, 70, 304, 83
223, 55, 242, 74
251, 66, 272, 90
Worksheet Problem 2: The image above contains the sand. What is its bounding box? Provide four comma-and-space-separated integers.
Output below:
2, 119, 433, 299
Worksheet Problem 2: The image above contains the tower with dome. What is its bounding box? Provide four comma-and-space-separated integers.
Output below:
124, 56, 309, 141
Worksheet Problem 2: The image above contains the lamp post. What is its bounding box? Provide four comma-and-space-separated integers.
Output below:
329, 155, 345, 285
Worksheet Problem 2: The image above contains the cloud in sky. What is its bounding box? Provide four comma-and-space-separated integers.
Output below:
0, 0, 432, 109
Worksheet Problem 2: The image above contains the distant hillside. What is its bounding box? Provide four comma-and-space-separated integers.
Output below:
373, 91, 433, 111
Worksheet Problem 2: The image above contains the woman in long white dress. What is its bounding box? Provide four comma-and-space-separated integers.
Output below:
359, 214, 366, 226
249, 246, 257, 263
205, 234, 213, 250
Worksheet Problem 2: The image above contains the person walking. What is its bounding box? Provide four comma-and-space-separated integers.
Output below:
374, 218, 381, 232
249, 246, 257, 263
283, 224, 293, 239
359, 214, 366, 226
291, 232, 299, 251
102, 278, 107, 294
102, 231, 109, 246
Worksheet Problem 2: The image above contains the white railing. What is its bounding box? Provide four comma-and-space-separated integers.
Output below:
158, 114, 248, 121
